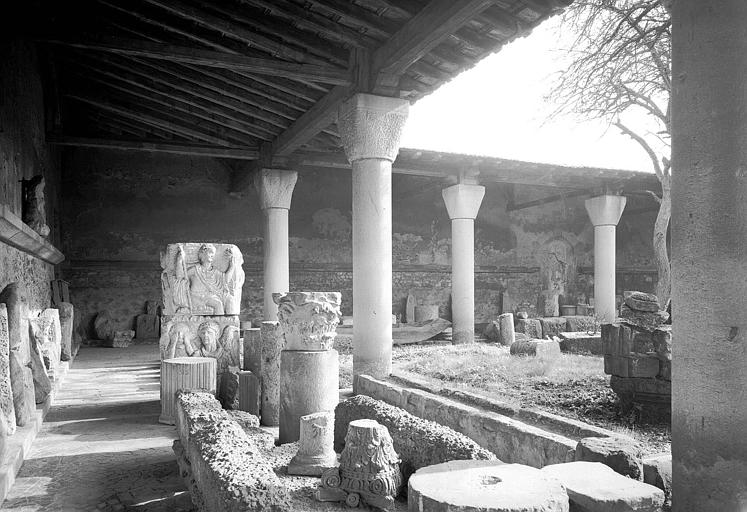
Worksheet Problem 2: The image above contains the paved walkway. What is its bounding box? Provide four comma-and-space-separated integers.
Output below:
1, 344, 194, 512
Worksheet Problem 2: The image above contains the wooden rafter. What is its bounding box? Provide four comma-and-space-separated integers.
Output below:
48, 136, 259, 160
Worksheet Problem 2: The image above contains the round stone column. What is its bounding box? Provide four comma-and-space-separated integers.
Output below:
584, 195, 626, 324
442, 184, 485, 344
672, 1, 747, 508
256, 169, 298, 321
338, 93, 409, 385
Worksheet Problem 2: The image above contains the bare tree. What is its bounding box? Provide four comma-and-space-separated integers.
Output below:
549, 0, 671, 305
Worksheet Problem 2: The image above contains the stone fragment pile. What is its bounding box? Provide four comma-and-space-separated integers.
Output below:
602, 291, 671, 421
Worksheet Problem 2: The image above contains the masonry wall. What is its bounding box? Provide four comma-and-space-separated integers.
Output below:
0, 40, 61, 314
60, 148, 658, 336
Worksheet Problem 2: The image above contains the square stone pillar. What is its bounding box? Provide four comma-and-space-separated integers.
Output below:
442, 184, 485, 344
672, 1, 747, 508
255, 169, 298, 321
584, 195, 626, 324
338, 93, 409, 385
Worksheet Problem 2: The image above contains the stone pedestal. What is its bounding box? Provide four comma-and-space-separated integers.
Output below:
288, 411, 337, 476
339, 93, 409, 384
442, 184, 485, 344
279, 350, 339, 443
238, 370, 260, 416
584, 195, 626, 324
159, 357, 216, 425
260, 321, 283, 426
498, 313, 515, 346
256, 169, 298, 321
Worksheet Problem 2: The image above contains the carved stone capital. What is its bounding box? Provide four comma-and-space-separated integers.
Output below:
585, 194, 627, 226
255, 169, 298, 210
338, 93, 409, 163
273, 292, 342, 351
442, 184, 486, 220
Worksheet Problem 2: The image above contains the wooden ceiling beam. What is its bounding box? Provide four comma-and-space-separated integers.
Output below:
48, 38, 351, 85
48, 136, 259, 160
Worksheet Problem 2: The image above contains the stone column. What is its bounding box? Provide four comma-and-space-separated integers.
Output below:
442, 184, 485, 344
256, 169, 298, 321
584, 195, 626, 324
338, 93, 409, 383
159, 357, 216, 425
672, 1, 747, 508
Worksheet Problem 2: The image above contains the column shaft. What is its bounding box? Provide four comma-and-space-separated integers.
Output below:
352, 160, 392, 378
672, 0, 747, 508
451, 218, 475, 343
593, 225, 617, 324
263, 207, 289, 321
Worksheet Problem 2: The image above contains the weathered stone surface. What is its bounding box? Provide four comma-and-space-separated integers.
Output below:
539, 317, 567, 338
516, 311, 528, 319
558, 332, 603, 355
565, 315, 597, 333
108, 330, 134, 348
29, 340, 51, 403
510, 339, 561, 359
414, 305, 439, 323
483, 321, 500, 342
575, 436, 644, 480
145, 300, 160, 315
160, 357, 216, 425
29, 314, 60, 375
238, 370, 260, 416
619, 305, 668, 331
542, 461, 664, 512
0, 305, 16, 435
218, 367, 240, 410
628, 354, 660, 378
288, 411, 337, 476
643, 452, 671, 508
58, 302, 73, 361
242, 328, 261, 374
0, 283, 31, 361
538, 290, 560, 317
260, 321, 282, 426
174, 390, 290, 512
279, 349, 339, 443
226, 409, 260, 429
498, 313, 515, 346
160, 243, 245, 315
652, 327, 671, 361
317, 419, 402, 511
9, 351, 34, 426
514, 318, 542, 339
21, 175, 50, 238
335, 395, 496, 482
93, 310, 115, 341
135, 314, 159, 339
272, 291, 341, 351
624, 291, 660, 312
160, 315, 240, 390
409, 461, 569, 512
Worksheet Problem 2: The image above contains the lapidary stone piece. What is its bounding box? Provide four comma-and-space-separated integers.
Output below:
160, 243, 245, 315
0, 283, 31, 361
159, 357, 216, 425
259, 321, 283, 426
510, 339, 561, 359
106, 330, 134, 348
58, 302, 74, 361
160, 315, 240, 391
135, 314, 159, 339
21, 175, 50, 238
624, 291, 660, 312
29, 315, 60, 375
317, 419, 402, 511
575, 436, 644, 480
539, 316, 567, 338
0, 305, 17, 435
29, 340, 52, 404
514, 318, 542, 339
619, 304, 668, 331
288, 411, 338, 476
409, 461, 570, 512
9, 351, 34, 426
272, 292, 341, 351
93, 311, 115, 341
643, 452, 672, 509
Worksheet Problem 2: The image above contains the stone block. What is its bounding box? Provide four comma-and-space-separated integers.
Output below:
30, 313, 61, 376
93, 310, 115, 341
29, 340, 51, 404
288, 411, 337, 476
498, 313, 515, 346
652, 326, 672, 361
539, 317, 567, 338
602, 323, 632, 356
108, 330, 134, 348
657, 360, 671, 381
335, 395, 496, 482
542, 461, 664, 511
558, 332, 603, 355
9, 351, 34, 426
260, 321, 282, 426
218, 368, 240, 410
0, 283, 31, 362
238, 371, 261, 416
565, 315, 597, 333
0, 305, 16, 435
226, 409, 260, 430
135, 314, 159, 339
409, 461, 569, 512
58, 302, 73, 361
538, 290, 560, 317
510, 339, 561, 359
242, 328, 260, 374
604, 355, 629, 377
414, 305, 439, 322
643, 452, 672, 508
630, 330, 656, 354
624, 291, 660, 312
575, 436, 644, 480
160, 315, 240, 389
628, 354, 660, 378
514, 318, 542, 339
279, 349, 339, 443
620, 305, 668, 331
272, 291, 341, 351
483, 321, 500, 342
160, 243, 245, 315
145, 300, 160, 316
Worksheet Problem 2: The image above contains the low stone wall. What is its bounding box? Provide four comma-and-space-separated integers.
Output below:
356, 375, 577, 468
335, 394, 496, 481
173, 390, 290, 512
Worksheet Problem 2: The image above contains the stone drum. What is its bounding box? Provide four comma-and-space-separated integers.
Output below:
160, 357, 216, 425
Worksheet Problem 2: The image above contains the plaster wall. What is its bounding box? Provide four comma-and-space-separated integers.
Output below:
60, 149, 657, 336
0, 40, 60, 314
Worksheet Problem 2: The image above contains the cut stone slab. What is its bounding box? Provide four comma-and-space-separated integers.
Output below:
624, 292, 660, 312
408, 461, 569, 512
565, 315, 597, 333
643, 453, 671, 508
242, 328, 260, 374
559, 331, 603, 355
0, 305, 16, 435
539, 317, 567, 338
515, 318, 542, 339
29, 341, 51, 404
575, 436, 644, 480
238, 370, 260, 416
619, 305, 668, 331
8, 351, 33, 426
135, 314, 159, 339
218, 367, 240, 410
58, 302, 74, 361
510, 339, 561, 359
542, 461, 664, 512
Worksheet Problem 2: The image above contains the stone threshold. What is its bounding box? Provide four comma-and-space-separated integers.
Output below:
0, 356, 74, 505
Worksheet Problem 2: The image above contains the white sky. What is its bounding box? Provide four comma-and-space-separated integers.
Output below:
400, 16, 654, 173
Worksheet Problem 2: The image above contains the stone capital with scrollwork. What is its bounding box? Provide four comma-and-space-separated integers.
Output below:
272, 292, 342, 351
338, 93, 409, 163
